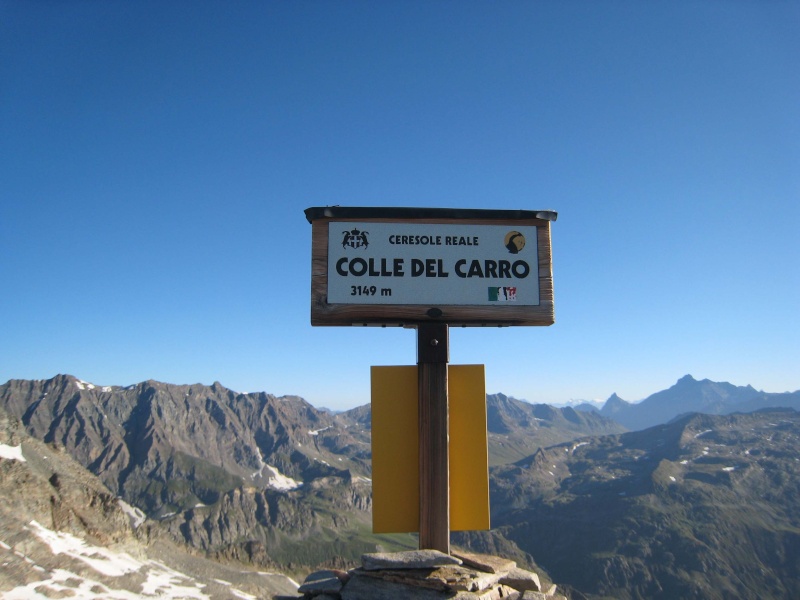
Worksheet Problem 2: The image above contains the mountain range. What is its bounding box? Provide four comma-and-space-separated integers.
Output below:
578, 374, 800, 431
0, 375, 622, 575
1, 373, 798, 599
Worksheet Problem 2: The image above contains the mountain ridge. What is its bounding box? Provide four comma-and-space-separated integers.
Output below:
594, 374, 800, 431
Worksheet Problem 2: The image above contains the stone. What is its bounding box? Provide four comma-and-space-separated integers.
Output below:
544, 583, 558, 596
298, 569, 345, 595
505, 593, 547, 600
499, 567, 541, 592
356, 565, 502, 593
362, 550, 462, 571
452, 551, 516, 574
341, 573, 447, 599
354, 568, 449, 592
433, 566, 503, 592
451, 584, 518, 599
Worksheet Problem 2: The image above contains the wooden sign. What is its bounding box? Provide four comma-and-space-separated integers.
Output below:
304, 207, 556, 326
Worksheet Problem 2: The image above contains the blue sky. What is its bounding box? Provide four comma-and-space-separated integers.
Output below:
2, 1, 798, 410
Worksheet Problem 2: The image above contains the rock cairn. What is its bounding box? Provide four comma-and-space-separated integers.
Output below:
278, 550, 567, 600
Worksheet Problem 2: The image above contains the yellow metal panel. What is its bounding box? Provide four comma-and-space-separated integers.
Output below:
370, 366, 419, 533
370, 365, 489, 534
449, 365, 490, 531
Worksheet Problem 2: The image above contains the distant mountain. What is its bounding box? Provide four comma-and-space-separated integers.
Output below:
477, 409, 800, 599
484, 393, 626, 465
555, 399, 606, 413
597, 375, 800, 430
334, 392, 626, 466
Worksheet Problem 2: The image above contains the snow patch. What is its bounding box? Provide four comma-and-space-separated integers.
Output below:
0, 443, 25, 462
309, 426, 332, 436
231, 589, 258, 600
117, 499, 146, 528
2, 568, 130, 600
140, 561, 208, 598
265, 465, 303, 491
669, 476, 677, 482
570, 442, 588, 454
21, 522, 212, 599
694, 429, 713, 438
251, 446, 267, 480
250, 445, 303, 491
30, 520, 142, 576
722, 466, 736, 472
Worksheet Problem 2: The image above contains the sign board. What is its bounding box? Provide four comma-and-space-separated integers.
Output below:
305, 207, 556, 326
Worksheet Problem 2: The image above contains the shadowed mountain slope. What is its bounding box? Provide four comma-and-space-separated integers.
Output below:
481, 409, 800, 599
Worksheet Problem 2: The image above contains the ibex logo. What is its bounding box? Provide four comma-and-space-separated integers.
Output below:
342, 228, 369, 249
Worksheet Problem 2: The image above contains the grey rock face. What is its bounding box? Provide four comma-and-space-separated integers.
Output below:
499, 567, 541, 592
453, 551, 516, 574
0, 374, 375, 568
298, 569, 346, 595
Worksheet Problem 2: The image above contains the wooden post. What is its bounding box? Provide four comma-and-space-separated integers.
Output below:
417, 323, 450, 553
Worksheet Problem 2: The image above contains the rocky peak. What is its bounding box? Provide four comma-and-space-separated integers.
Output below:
603, 392, 628, 409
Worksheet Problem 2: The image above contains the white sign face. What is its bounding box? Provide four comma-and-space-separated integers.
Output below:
327, 222, 540, 306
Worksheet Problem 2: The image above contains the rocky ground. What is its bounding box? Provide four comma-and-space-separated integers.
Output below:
0, 406, 299, 599
281, 550, 565, 600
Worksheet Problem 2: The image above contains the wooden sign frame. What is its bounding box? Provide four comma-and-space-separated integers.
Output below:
305, 206, 556, 327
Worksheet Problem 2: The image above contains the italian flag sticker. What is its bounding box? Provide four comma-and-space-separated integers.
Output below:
488, 287, 517, 301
